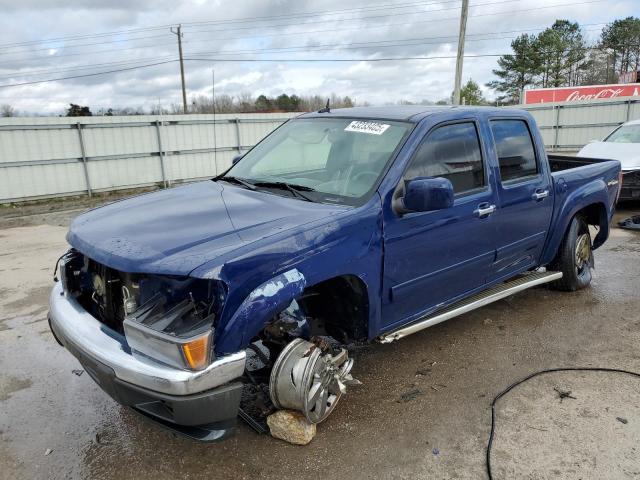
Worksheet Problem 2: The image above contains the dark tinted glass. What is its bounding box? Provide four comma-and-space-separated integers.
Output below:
405, 122, 485, 194
490, 120, 538, 182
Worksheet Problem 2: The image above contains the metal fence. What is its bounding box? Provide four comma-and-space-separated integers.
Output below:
520, 96, 640, 151
0, 113, 298, 203
3, 98, 640, 203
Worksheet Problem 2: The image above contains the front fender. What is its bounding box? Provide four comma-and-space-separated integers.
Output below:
214, 269, 306, 355
541, 178, 611, 265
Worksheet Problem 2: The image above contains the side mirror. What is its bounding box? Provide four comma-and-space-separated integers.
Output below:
398, 177, 454, 213
232, 154, 243, 165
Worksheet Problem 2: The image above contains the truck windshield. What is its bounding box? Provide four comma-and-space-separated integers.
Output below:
222, 118, 411, 205
605, 124, 640, 143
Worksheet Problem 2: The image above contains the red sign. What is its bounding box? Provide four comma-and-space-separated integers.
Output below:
523, 84, 640, 104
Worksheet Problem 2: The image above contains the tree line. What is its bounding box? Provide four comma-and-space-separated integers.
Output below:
488, 16, 640, 104
54, 93, 357, 117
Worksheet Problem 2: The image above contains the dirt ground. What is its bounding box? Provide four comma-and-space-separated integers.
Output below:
1, 199, 639, 480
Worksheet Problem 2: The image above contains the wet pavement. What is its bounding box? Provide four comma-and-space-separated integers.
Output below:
1, 203, 639, 480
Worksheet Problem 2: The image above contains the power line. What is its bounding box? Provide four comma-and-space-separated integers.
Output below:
0, 0, 606, 52
1, 28, 607, 81
1, 1, 608, 58
0, 0, 473, 57
0, 28, 614, 83
0, 0, 466, 50
0, 56, 177, 80
0, 54, 506, 89
180, 0, 462, 28
0, 0, 609, 68
169, 28, 608, 57
0, 60, 178, 88
0, 34, 172, 56
177, 0, 607, 36
0, 44, 633, 89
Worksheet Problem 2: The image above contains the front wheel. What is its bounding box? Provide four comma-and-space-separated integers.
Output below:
550, 215, 593, 291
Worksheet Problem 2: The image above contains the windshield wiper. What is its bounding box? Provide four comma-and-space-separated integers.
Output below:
217, 176, 256, 190
251, 180, 316, 202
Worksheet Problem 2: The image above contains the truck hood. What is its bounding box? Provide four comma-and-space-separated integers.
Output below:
67, 181, 346, 276
578, 142, 640, 171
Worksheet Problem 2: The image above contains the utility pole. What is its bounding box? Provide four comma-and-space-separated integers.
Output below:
452, 0, 469, 106
212, 68, 218, 167
170, 24, 188, 114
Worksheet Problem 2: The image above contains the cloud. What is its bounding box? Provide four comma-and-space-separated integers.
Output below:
0, 0, 637, 114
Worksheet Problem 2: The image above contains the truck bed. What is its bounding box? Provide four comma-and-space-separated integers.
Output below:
548, 153, 616, 173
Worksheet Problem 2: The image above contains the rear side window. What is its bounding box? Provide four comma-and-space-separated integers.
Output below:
405, 122, 485, 194
490, 120, 538, 182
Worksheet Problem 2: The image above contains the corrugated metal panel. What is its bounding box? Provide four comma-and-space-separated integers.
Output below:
521, 96, 640, 149
0, 113, 296, 203
0, 162, 86, 199
3, 104, 639, 202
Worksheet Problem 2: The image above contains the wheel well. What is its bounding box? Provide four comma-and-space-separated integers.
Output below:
576, 202, 607, 248
297, 275, 369, 344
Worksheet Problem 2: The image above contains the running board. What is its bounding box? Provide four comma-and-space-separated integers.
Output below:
378, 270, 563, 344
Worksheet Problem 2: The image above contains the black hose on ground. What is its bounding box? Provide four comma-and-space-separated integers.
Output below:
487, 367, 640, 480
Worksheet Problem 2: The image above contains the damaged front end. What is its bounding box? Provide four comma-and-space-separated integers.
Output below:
59, 249, 225, 371
50, 249, 247, 441
53, 250, 361, 440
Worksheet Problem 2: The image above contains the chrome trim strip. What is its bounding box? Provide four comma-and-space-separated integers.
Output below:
49, 282, 245, 395
379, 271, 563, 343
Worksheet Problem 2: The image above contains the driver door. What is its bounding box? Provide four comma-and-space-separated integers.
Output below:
381, 120, 498, 330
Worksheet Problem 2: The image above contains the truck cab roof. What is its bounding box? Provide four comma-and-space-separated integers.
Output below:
299, 105, 515, 123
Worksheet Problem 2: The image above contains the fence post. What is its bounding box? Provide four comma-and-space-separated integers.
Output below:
76, 122, 92, 197
626, 99, 632, 122
155, 120, 168, 188
234, 118, 242, 153
553, 105, 561, 151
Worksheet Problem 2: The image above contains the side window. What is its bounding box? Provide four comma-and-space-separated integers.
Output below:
405, 122, 485, 194
490, 120, 538, 182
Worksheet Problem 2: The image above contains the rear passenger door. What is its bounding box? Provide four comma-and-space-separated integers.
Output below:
487, 118, 554, 282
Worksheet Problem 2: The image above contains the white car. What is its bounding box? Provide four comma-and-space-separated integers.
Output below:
578, 119, 640, 201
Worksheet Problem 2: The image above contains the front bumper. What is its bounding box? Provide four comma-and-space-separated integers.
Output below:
48, 282, 247, 440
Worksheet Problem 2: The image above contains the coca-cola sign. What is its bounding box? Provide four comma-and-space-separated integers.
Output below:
523, 84, 640, 104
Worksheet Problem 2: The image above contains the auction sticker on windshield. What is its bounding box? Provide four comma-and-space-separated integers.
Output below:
344, 121, 390, 135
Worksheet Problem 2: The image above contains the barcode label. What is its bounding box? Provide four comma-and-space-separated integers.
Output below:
344, 121, 390, 135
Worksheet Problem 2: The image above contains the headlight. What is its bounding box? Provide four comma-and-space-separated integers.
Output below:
124, 318, 213, 371
122, 277, 226, 371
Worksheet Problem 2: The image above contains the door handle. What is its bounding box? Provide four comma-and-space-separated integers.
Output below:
532, 189, 549, 201
474, 203, 496, 218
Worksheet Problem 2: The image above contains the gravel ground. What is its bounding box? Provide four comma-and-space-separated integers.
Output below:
1, 197, 639, 480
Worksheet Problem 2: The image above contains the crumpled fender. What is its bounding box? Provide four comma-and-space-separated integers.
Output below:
214, 269, 306, 354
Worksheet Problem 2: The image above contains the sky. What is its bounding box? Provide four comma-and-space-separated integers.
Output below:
0, 0, 638, 115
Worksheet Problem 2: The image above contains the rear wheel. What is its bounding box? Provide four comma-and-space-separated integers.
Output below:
550, 215, 593, 291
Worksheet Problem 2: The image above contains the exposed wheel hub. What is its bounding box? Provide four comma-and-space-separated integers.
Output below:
575, 233, 591, 272
269, 338, 360, 423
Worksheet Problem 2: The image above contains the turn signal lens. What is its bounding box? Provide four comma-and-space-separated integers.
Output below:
181, 332, 211, 370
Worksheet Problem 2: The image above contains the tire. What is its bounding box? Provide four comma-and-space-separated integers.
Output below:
550, 215, 593, 291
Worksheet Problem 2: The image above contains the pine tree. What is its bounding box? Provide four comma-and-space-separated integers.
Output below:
536, 20, 587, 87
486, 34, 540, 104
458, 79, 486, 105
600, 17, 640, 78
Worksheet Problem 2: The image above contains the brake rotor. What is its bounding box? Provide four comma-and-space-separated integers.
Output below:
269, 338, 360, 424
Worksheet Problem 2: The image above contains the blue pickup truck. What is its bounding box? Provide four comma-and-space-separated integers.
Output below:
49, 106, 621, 440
